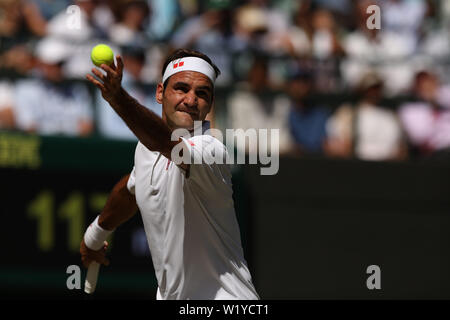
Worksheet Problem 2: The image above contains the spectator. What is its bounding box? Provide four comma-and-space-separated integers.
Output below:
0, 81, 15, 129
13, 37, 94, 136
0, 0, 47, 49
0, 0, 47, 73
309, 7, 344, 60
170, 0, 236, 85
419, 1, 450, 83
326, 72, 406, 161
46, 0, 116, 79
32, 0, 72, 20
380, 0, 427, 50
97, 45, 161, 140
398, 70, 450, 158
341, 0, 416, 95
282, 2, 312, 58
46, 0, 111, 42
109, 0, 151, 46
312, 0, 353, 26
146, 0, 179, 41
308, 7, 344, 93
0, 44, 36, 75
227, 56, 293, 155
274, 1, 344, 61
287, 68, 330, 154
233, 0, 290, 56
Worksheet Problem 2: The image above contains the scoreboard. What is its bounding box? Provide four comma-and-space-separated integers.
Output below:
0, 132, 157, 299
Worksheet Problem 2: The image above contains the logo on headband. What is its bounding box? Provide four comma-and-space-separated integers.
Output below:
173, 61, 185, 69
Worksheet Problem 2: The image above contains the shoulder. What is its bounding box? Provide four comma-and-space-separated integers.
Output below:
15, 79, 43, 102
188, 134, 224, 146
135, 141, 160, 161
181, 134, 229, 166
16, 79, 40, 91
189, 134, 227, 153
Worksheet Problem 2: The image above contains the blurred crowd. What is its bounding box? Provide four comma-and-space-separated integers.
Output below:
1, 0, 450, 161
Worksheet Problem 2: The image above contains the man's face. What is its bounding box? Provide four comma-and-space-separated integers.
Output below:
156, 71, 214, 131
39, 61, 63, 82
288, 78, 311, 102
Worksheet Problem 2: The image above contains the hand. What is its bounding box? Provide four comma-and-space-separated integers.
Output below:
80, 239, 110, 268
86, 55, 124, 104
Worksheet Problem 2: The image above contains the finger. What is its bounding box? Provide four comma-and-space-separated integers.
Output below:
100, 64, 117, 79
92, 252, 109, 266
109, 60, 116, 71
86, 74, 105, 91
116, 55, 124, 76
81, 256, 92, 269
87, 254, 107, 266
92, 68, 107, 82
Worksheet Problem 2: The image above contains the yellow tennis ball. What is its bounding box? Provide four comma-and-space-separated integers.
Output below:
91, 44, 114, 67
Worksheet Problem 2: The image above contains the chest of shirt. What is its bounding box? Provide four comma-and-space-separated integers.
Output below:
133, 144, 186, 212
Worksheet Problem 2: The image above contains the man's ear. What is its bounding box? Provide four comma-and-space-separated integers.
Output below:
156, 83, 164, 104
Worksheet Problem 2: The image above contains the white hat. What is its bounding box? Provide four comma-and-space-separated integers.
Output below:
35, 37, 71, 64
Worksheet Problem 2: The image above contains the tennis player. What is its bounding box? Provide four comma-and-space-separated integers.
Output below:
80, 48, 260, 300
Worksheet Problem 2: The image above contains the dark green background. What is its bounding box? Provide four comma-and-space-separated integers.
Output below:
1, 132, 449, 299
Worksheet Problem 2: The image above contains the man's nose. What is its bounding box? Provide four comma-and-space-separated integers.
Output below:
183, 91, 198, 107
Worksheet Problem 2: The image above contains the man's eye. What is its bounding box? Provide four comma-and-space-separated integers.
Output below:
176, 87, 188, 92
197, 91, 208, 98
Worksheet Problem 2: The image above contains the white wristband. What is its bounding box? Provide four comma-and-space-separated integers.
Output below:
84, 216, 114, 250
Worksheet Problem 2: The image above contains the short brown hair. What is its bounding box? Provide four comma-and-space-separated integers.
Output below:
161, 48, 221, 87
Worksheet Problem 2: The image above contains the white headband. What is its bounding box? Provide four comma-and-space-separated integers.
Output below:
162, 57, 216, 85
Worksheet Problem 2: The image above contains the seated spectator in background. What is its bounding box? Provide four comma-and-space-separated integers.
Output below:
307, 7, 344, 93
326, 72, 406, 161
398, 70, 450, 158
47, 0, 112, 41
308, 7, 344, 60
32, 0, 72, 20
0, 0, 47, 73
0, 0, 47, 47
287, 68, 330, 154
380, 0, 427, 50
13, 38, 93, 136
227, 56, 293, 155
146, 0, 179, 41
282, 2, 311, 58
46, 0, 115, 79
233, 0, 290, 55
341, 0, 416, 96
109, 0, 151, 46
170, 0, 236, 85
0, 81, 15, 129
312, 0, 353, 26
97, 45, 161, 140
0, 43, 36, 75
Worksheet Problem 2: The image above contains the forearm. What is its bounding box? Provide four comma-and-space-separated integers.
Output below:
109, 88, 177, 159
98, 174, 138, 231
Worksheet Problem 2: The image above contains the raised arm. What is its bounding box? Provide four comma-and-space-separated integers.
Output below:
86, 56, 178, 161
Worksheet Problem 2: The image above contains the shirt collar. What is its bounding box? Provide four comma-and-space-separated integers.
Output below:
190, 120, 211, 137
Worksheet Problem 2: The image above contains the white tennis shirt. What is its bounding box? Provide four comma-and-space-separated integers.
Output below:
126, 122, 259, 300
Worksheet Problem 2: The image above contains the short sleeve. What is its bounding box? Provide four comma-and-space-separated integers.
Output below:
178, 135, 228, 167
127, 166, 136, 195
177, 135, 231, 185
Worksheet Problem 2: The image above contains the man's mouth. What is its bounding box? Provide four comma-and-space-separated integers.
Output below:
177, 109, 198, 117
